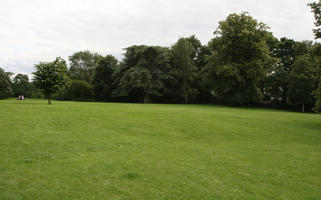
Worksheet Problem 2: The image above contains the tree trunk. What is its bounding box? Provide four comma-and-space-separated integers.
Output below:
144, 95, 149, 103
184, 93, 188, 104
281, 83, 288, 108
302, 102, 305, 113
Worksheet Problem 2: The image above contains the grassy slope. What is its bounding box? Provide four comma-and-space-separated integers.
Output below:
0, 99, 320, 200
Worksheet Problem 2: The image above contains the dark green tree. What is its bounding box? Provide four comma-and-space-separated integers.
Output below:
33, 57, 70, 104
307, 1, 321, 111
0, 68, 13, 98
69, 51, 103, 83
288, 56, 315, 112
269, 38, 296, 106
114, 45, 173, 103
308, 0, 321, 39
186, 35, 212, 103
206, 12, 269, 105
93, 55, 118, 101
171, 38, 198, 104
12, 74, 30, 97
309, 43, 321, 112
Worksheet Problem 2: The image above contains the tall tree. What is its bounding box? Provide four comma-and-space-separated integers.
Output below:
270, 38, 296, 106
0, 68, 13, 98
310, 43, 321, 112
308, 0, 321, 39
69, 51, 103, 83
186, 35, 212, 103
308, 1, 321, 111
288, 56, 315, 112
93, 55, 118, 101
33, 57, 70, 104
206, 12, 269, 105
114, 45, 173, 103
171, 38, 198, 104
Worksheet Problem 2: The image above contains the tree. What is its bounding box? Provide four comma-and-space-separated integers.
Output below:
271, 38, 297, 106
309, 43, 321, 112
288, 56, 315, 112
69, 51, 103, 83
171, 38, 198, 104
114, 45, 173, 103
308, 0, 321, 39
33, 57, 70, 104
0, 68, 13, 98
12, 74, 30, 97
206, 12, 270, 105
185, 35, 212, 103
93, 55, 118, 101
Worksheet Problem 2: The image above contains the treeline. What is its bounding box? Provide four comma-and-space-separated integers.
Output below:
1, 11, 321, 112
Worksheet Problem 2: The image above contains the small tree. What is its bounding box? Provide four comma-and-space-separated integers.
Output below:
33, 57, 70, 104
288, 56, 314, 112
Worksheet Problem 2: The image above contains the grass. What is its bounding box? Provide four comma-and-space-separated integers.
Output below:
0, 98, 321, 200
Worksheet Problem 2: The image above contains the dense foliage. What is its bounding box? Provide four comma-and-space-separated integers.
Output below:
114, 45, 173, 103
2, 9, 321, 112
69, 51, 103, 83
93, 55, 118, 101
171, 38, 198, 104
206, 12, 269, 105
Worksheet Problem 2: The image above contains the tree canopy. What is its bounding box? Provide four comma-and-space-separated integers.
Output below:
69, 51, 103, 83
114, 45, 173, 103
206, 12, 270, 105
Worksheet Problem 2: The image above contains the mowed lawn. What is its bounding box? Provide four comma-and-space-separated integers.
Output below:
0, 99, 320, 200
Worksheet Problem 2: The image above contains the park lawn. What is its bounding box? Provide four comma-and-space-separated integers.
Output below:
0, 99, 320, 200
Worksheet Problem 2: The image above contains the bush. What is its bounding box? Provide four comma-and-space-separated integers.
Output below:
69, 80, 94, 100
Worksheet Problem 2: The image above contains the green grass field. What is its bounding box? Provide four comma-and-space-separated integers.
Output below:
0, 99, 320, 200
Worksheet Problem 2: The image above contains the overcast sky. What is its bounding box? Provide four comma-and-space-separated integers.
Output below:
0, 0, 318, 76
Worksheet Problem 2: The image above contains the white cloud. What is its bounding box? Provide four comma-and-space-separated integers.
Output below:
0, 0, 317, 76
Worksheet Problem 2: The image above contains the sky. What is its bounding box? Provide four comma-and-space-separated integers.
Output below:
0, 0, 318, 76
